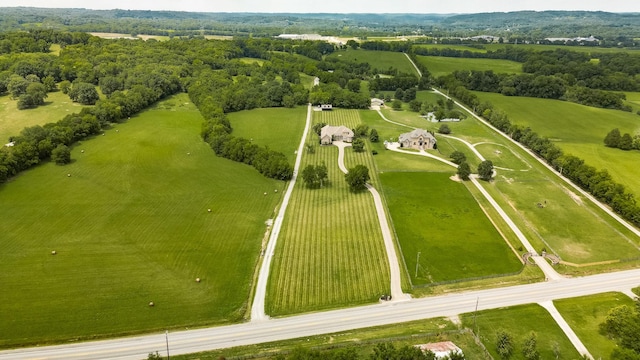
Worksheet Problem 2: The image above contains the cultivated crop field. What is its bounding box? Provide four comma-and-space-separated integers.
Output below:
327, 49, 418, 76
416, 55, 523, 77
0, 91, 87, 143
266, 109, 391, 315
227, 107, 307, 162
554, 292, 636, 359
0, 94, 286, 347
381, 172, 522, 285
461, 304, 582, 359
474, 91, 640, 197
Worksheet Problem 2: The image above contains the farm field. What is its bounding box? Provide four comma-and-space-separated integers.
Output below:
227, 107, 307, 162
377, 96, 640, 266
327, 49, 418, 76
415, 55, 523, 77
381, 172, 522, 285
473, 91, 640, 197
266, 109, 391, 315
624, 91, 640, 112
461, 304, 582, 360
0, 94, 286, 347
172, 317, 491, 359
554, 292, 636, 359
0, 90, 87, 143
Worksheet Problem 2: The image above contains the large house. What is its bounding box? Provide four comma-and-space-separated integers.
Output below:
320, 125, 354, 145
398, 129, 436, 150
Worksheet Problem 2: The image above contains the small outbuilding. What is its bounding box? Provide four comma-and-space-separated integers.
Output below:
415, 341, 464, 359
320, 104, 333, 111
320, 125, 354, 145
398, 129, 436, 150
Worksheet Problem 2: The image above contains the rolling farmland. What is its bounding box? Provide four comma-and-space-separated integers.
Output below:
416, 55, 523, 77
327, 49, 418, 76
266, 109, 391, 315
0, 94, 286, 347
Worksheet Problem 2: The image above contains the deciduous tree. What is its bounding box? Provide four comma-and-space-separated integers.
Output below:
457, 162, 471, 181
345, 164, 369, 192
478, 160, 494, 181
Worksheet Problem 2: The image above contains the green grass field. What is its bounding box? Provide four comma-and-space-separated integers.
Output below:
327, 49, 418, 76
0, 94, 287, 347
416, 56, 523, 77
376, 94, 640, 265
474, 91, 640, 197
461, 304, 581, 360
554, 292, 637, 359
381, 172, 522, 285
266, 109, 391, 315
623, 91, 640, 113
227, 107, 307, 162
0, 91, 87, 143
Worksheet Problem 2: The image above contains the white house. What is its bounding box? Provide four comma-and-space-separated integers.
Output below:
415, 341, 464, 359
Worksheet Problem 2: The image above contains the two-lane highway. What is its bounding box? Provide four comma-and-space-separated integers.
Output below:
2, 268, 639, 359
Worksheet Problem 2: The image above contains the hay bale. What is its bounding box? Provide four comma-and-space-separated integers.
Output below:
196, 278, 201, 283
67, 173, 71, 177
81, 150, 84, 153
149, 301, 154, 307
207, 208, 211, 212
51, 250, 56, 255
264, 192, 267, 196
274, 189, 278, 193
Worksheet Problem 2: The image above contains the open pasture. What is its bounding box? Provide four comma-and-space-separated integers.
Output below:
416, 55, 523, 77
227, 107, 307, 162
327, 49, 418, 76
0, 94, 284, 347
266, 109, 391, 315
474, 91, 640, 196
0, 91, 87, 143
475, 143, 531, 171
461, 304, 582, 360
623, 91, 640, 112
554, 292, 636, 359
381, 172, 522, 285
378, 92, 640, 265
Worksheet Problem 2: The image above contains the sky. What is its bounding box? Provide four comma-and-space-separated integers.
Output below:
0, 0, 637, 13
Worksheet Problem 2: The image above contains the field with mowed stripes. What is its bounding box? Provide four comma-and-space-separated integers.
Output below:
266, 109, 392, 315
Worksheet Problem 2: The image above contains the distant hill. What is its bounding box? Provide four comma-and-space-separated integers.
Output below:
0, 7, 638, 39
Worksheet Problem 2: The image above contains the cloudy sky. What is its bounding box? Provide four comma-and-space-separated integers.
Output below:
0, 0, 636, 13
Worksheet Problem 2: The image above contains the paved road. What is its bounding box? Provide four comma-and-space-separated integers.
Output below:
539, 301, 593, 359
334, 141, 408, 301
250, 104, 312, 321
2, 268, 638, 360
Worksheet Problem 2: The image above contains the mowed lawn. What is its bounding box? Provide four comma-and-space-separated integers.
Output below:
416, 56, 523, 77
461, 304, 581, 360
381, 172, 522, 285
554, 292, 637, 359
266, 109, 390, 315
227, 107, 307, 163
327, 49, 418, 76
0, 94, 285, 347
376, 95, 640, 265
474, 91, 640, 197
0, 90, 87, 143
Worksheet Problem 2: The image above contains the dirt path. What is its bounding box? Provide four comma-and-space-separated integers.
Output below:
251, 104, 313, 321
335, 141, 409, 301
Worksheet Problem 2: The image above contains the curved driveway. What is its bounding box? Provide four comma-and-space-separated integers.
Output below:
334, 141, 408, 301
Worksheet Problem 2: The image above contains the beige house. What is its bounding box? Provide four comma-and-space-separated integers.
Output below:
320, 125, 354, 145
399, 129, 436, 150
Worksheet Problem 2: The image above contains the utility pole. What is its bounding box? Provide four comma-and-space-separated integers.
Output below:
415, 251, 421, 278
165, 330, 170, 360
